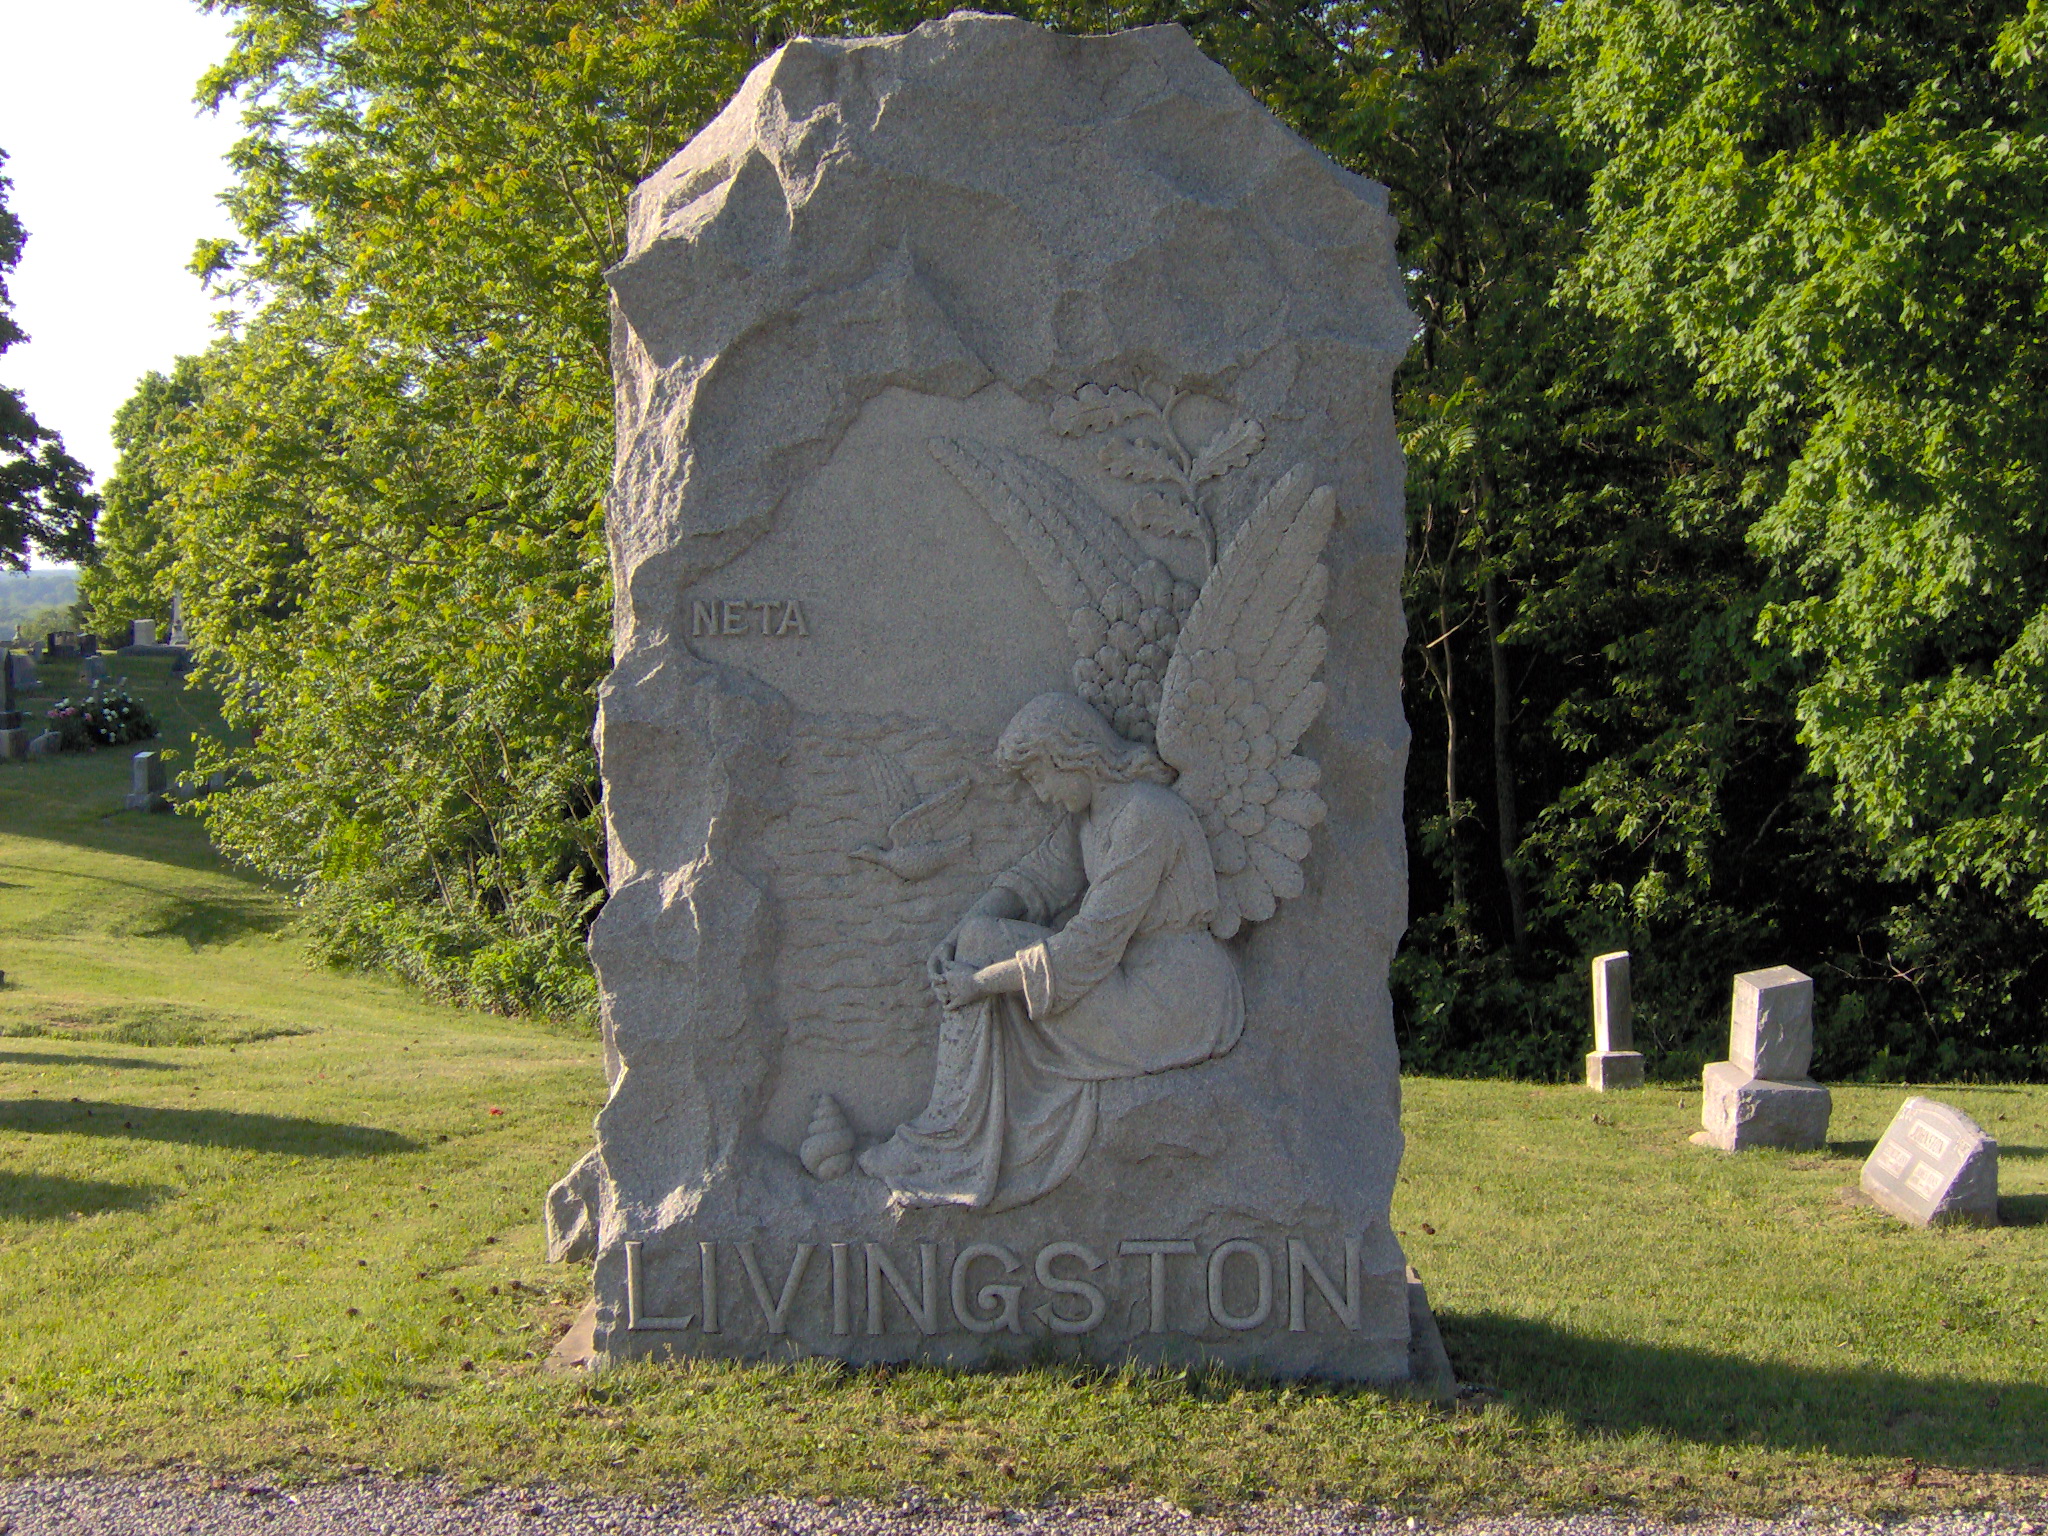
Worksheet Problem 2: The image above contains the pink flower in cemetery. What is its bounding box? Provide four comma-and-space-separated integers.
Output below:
488, 1107, 504, 1116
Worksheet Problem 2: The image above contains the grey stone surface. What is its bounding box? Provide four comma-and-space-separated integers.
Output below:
1584, 1052, 1643, 1092
1585, 951, 1640, 1091
1861, 1096, 1999, 1227
80, 654, 109, 685
1590, 950, 1632, 1053
6, 650, 37, 693
1698, 1061, 1831, 1152
130, 619, 156, 647
568, 13, 1415, 1380
0, 727, 27, 761
1728, 965, 1812, 1081
124, 751, 169, 812
27, 729, 60, 757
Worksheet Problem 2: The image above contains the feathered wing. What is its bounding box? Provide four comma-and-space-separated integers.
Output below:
930, 437, 1193, 743
1154, 465, 1335, 939
861, 750, 917, 822
891, 776, 972, 844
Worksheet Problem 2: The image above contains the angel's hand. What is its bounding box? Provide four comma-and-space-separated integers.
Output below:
938, 962, 986, 1010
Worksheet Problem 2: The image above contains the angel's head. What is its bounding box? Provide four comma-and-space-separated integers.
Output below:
996, 692, 1173, 813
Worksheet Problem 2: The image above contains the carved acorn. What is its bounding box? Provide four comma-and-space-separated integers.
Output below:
800, 1093, 855, 1181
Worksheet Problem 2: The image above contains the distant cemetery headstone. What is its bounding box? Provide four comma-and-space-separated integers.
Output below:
168, 594, 188, 647
1861, 1098, 1998, 1228
128, 620, 157, 648
125, 751, 169, 812
1584, 950, 1643, 1091
8, 652, 40, 694
549, 14, 1428, 1382
79, 655, 109, 686
1698, 966, 1830, 1151
42, 631, 78, 660
0, 650, 23, 760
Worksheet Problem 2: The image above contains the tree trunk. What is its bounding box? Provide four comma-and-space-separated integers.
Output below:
1482, 567, 1527, 946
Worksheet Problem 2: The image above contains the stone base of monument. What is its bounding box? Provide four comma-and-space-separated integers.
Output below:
1584, 1050, 1644, 1092
576, 1072, 1421, 1381
1695, 1061, 1831, 1151
0, 728, 26, 762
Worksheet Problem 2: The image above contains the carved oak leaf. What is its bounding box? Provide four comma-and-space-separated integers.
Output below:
1191, 417, 1266, 484
1098, 437, 1180, 484
1125, 489, 1206, 544
1050, 384, 1151, 437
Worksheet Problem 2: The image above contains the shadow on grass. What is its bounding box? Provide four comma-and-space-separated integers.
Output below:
131, 890, 291, 948
1999, 1193, 2048, 1227
1443, 1310, 2048, 1470
0, 1100, 415, 1157
0, 1169, 167, 1221
0, 1050, 180, 1070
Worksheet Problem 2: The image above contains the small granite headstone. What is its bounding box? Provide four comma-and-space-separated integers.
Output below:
0, 652, 22, 759
168, 594, 188, 647
8, 652, 37, 694
129, 620, 157, 648
1698, 965, 1830, 1151
79, 655, 109, 686
125, 751, 169, 811
1585, 950, 1643, 1091
1860, 1097, 1998, 1228
27, 730, 61, 757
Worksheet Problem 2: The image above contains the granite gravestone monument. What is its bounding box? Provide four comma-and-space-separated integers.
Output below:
1861, 1097, 1998, 1228
554, 13, 1421, 1381
1698, 965, 1831, 1151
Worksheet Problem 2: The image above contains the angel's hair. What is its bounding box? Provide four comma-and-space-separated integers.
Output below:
996, 692, 1174, 787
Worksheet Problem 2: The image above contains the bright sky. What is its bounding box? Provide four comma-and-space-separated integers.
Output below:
0, 0, 240, 508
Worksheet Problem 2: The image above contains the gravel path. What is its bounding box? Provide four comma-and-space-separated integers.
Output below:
0, 1478, 2042, 1536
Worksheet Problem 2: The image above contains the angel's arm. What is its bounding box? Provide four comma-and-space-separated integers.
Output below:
1014, 798, 1175, 1019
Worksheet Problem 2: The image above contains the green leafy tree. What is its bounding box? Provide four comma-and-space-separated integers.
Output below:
1542, 0, 2048, 920
76, 357, 204, 638
0, 148, 97, 569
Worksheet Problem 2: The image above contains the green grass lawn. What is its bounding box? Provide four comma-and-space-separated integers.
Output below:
0, 656, 2042, 1516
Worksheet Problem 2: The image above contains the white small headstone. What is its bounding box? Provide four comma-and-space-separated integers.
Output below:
131, 620, 157, 647
1585, 950, 1643, 1091
1861, 1097, 1998, 1227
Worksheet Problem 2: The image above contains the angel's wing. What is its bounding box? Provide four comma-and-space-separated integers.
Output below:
930, 437, 1191, 744
891, 776, 972, 845
1155, 465, 1334, 939
861, 750, 917, 821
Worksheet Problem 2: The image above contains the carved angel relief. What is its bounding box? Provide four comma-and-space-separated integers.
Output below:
852, 381, 1337, 1212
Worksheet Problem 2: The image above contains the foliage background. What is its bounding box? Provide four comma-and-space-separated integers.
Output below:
92, 0, 2048, 1078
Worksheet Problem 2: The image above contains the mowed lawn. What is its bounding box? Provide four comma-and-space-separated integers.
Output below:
0, 656, 2042, 1516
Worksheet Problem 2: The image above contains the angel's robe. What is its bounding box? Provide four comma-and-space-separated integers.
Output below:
859, 779, 1245, 1212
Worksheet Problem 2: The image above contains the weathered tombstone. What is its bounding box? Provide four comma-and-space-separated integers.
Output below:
26, 730, 61, 757
124, 751, 169, 811
78, 634, 98, 657
42, 631, 76, 661
0, 650, 23, 760
7, 652, 37, 694
1698, 965, 1829, 1151
79, 655, 109, 686
1584, 950, 1643, 1091
1861, 1097, 1998, 1228
552, 14, 1426, 1382
168, 593, 188, 647
1729, 965, 1812, 1079
128, 620, 157, 648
